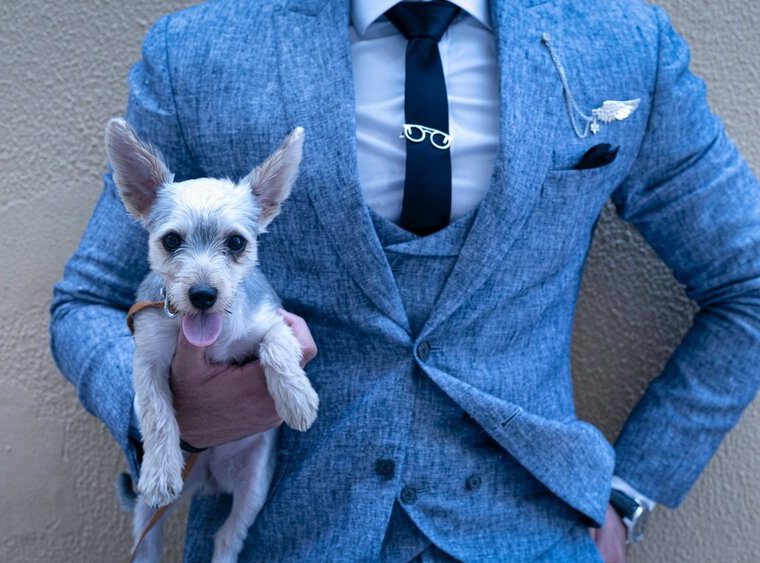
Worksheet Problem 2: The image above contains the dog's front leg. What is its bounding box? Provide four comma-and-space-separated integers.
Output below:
259, 317, 319, 432
133, 323, 185, 508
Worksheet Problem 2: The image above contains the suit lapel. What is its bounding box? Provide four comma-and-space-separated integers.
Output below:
419, 0, 562, 340
274, 1, 411, 333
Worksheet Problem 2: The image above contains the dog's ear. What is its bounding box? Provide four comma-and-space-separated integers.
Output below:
105, 117, 172, 219
243, 127, 304, 231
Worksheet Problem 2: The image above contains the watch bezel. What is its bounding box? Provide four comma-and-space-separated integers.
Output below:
621, 502, 648, 544
610, 489, 651, 544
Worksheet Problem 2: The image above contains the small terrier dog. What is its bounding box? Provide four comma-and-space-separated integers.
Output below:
105, 118, 318, 562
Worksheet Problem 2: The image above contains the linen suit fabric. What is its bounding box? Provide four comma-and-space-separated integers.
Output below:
49, 0, 760, 561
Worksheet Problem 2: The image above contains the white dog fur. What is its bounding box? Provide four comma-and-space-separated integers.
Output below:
105, 118, 318, 562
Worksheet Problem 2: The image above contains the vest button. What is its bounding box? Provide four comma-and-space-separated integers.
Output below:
416, 341, 431, 361
466, 474, 482, 490
400, 486, 417, 504
374, 458, 396, 479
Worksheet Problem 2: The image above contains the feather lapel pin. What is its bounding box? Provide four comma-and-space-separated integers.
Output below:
542, 33, 641, 138
589, 99, 641, 134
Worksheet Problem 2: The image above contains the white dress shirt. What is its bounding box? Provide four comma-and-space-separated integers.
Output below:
350, 0, 499, 224
349, 0, 656, 513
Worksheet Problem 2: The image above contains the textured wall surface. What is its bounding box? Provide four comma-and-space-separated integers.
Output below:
1, 1, 758, 561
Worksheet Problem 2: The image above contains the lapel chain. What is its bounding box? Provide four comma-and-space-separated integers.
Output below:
542, 33, 641, 139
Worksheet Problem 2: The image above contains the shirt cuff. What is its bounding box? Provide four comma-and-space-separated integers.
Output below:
611, 475, 657, 511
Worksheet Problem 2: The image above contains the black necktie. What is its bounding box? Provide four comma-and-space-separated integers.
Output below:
385, 1, 461, 236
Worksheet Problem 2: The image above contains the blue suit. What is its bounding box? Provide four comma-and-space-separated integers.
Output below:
50, 0, 760, 560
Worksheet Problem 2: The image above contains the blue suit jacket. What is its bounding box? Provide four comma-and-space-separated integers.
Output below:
51, 0, 760, 559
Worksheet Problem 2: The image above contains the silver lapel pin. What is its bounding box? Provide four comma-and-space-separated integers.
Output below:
542, 32, 640, 139
399, 123, 453, 150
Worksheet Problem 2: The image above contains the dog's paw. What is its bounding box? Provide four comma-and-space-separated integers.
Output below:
138, 460, 184, 508
274, 372, 319, 432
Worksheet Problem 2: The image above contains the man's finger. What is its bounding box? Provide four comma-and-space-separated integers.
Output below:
278, 308, 295, 326
276, 308, 317, 366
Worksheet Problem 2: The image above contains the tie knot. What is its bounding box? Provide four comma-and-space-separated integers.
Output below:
385, 1, 462, 42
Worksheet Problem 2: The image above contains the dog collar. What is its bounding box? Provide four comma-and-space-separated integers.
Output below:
126, 287, 179, 334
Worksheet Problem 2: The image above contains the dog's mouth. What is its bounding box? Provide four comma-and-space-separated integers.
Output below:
181, 312, 223, 347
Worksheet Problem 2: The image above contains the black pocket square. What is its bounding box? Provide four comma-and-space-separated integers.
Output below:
573, 143, 619, 170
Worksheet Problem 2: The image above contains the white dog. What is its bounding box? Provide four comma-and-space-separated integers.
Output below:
105, 118, 319, 562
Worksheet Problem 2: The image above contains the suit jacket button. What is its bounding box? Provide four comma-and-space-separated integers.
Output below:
400, 486, 417, 503
375, 458, 395, 479
416, 341, 431, 361
466, 474, 482, 490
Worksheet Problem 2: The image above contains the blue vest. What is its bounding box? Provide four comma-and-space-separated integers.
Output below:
371, 206, 476, 560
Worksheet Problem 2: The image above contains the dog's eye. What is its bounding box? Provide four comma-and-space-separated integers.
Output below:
226, 235, 246, 252
161, 232, 182, 252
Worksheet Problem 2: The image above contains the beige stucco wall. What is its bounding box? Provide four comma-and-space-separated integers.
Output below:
1, 0, 759, 561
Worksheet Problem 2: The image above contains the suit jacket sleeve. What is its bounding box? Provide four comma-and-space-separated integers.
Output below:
610, 5, 760, 507
49, 14, 197, 480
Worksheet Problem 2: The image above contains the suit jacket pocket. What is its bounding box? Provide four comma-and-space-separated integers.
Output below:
528, 166, 621, 270
540, 161, 625, 209
543, 164, 614, 187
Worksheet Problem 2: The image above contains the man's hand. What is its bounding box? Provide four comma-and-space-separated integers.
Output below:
169, 308, 318, 450
589, 504, 627, 563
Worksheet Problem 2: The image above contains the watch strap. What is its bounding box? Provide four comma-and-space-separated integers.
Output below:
610, 488, 641, 520
610, 488, 650, 544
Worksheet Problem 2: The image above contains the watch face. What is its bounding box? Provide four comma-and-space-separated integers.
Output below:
625, 505, 649, 544
611, 489, 650, 544
633, 507, 650, 543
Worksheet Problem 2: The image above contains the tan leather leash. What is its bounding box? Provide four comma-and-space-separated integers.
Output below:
127, 296, 191, 562
128, 452, 200, 562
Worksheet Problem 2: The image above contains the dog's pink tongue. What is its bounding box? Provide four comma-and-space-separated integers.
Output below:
181, 312, 223, 347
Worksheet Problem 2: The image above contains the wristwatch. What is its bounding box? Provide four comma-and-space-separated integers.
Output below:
609, 488, 652, 544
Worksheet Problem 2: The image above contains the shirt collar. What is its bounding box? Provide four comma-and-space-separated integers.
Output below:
351, 0, 491, 36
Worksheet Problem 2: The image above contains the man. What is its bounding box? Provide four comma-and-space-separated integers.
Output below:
50, 0, 760, 561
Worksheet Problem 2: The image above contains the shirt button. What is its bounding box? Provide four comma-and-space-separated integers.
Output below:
466, 474, 482, 490
416, 341, 431, 361
374, 458, 396, 479
400, 486, 417, 504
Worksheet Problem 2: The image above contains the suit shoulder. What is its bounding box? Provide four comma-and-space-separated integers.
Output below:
534, 0, 662, 78
139, 0, 285, 75
547, 0, 659, 38
159, 0, 284, 41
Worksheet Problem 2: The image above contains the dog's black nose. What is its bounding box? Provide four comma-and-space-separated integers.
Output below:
188, 285, 218, 310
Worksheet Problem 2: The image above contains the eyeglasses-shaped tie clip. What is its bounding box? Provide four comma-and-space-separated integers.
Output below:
399, 123, 453, 150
